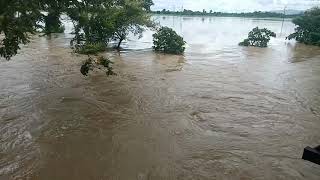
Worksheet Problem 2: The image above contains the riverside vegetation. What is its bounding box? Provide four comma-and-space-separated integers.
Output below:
287, 7, 320, 46
239, 27, 276, 48
1, 1, 319, 75
153, 9, 301, 18
0, 0, 155, 59
0, 0, 187, 76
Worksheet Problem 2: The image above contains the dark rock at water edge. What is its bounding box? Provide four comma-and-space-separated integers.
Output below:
302, 146, 320, 165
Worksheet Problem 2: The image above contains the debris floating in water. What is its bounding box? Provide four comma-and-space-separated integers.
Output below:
80, 57, 93, 76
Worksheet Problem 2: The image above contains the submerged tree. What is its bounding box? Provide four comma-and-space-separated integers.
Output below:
112, 0, 153, 49
68, 0, 154, 52
287, 7, 320, 46
239, 27, 276, 47
153, 27, 186, 54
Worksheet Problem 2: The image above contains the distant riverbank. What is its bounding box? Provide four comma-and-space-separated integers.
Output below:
152, 10, 301, 19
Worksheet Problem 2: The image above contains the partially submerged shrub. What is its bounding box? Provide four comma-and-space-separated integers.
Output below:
80, 57, 93, 76
239, 27, 276, 47
153, 27, 186, 54
80, 56, 116, 76
106, 67, 117, 76
97, 56, 117, 76
75, 42, 107, 55
97, 56, 114, 68
238, 39, 250, 46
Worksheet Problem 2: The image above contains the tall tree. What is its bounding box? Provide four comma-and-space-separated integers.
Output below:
143, 0, 154, 12
112, 0, 153, 49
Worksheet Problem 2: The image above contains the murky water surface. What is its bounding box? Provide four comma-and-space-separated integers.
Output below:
1, 16, 320, 180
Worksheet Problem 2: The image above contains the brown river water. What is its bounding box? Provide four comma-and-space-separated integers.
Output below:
1, 15, 320, 180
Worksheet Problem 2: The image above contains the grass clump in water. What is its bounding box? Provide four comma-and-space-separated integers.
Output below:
97, 56, 113, 68
75, 43, 106, 55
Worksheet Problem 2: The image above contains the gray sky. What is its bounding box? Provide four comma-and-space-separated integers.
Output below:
152, 0, 320, 12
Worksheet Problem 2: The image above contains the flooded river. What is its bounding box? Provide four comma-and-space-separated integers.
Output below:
1, 16, 320, 179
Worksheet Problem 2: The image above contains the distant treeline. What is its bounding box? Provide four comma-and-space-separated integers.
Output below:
152, 9, 302, 18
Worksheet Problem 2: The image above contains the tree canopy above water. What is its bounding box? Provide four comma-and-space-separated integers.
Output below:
287, 7, 320, 46
0, 0, 154, 59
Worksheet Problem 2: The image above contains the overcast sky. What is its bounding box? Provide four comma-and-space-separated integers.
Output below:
152, 0, 320, 12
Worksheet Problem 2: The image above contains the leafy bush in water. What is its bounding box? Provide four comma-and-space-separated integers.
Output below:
80, 57, 93, 76
153, 27, 186, 54
80, 56, 116, 76
97, 56, 117, 76
287, 7, 320, 46
239, 27, 276, 47
75, 43, 106, 55
97, 56, 113, 68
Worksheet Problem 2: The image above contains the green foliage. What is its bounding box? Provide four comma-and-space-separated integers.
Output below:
239, 39, 250, 46
143, 0, 154, 12
153, 9, 300, 18
97, 56, 117, 76
1, 0, 154, 59
68, 5, 114, 47
287, 7, 320, 46
81, 56, 116, 76
0, 0, 41, 59
106, 66, 117, 76
97, 56, 113, 68
153, 27, 186, 54
67, 0, 153, 50
40, 0, 71, 34
0, 0, 76, 59
112, 0, 153, 49
43, 12, 65, 34
80, 57, 93, 76
75, 42, 106, 55
239, 27, 276, 47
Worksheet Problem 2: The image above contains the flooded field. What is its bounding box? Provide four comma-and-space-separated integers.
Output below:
1, 16, 320, 179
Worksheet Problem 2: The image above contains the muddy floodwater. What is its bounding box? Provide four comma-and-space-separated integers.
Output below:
1, 15, 320, 179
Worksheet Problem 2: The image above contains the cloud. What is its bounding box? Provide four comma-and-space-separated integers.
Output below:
152, 0, 320, 12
